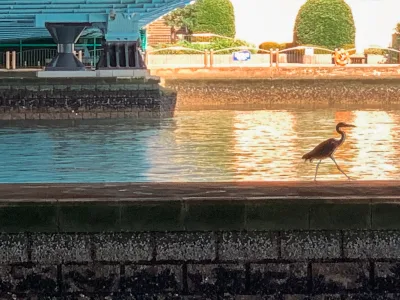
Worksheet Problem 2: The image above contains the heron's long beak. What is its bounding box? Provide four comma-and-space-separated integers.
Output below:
345, 124, 356, 128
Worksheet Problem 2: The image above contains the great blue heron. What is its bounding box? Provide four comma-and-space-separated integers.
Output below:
302, 122, 356, 181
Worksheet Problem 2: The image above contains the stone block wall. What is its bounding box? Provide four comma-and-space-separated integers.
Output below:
0, 230, 400, 299
0, 77, 177, 120
0, 180, 400, 298
166, 78, 400, 109
153, 66, 400, 80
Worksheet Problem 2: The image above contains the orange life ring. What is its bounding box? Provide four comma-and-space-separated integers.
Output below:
334, 49, 349, 66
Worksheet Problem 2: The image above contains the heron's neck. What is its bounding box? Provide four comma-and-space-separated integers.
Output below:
336, 127, 346, 145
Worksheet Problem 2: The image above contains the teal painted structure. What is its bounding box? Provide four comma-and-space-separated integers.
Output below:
0, 0, 192, 41
140, 29, 147, 51
0, 0, 193, 70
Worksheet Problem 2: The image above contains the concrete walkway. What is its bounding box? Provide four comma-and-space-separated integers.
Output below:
1, 181, 400, 201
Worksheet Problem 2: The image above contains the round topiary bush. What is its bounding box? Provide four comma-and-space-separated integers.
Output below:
191, 0, 236, 38
258, 41, 285, 51
293, 0, 356, 50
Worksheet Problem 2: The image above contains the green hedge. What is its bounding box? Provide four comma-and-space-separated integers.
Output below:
258, 42, 286, 51
293, 0, 356, 50
151, 38, 256, 54
364, 48, 388, 55
259, 41, 333, 54
191, 0, 235, 38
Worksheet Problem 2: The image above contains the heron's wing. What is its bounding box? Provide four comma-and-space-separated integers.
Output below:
302, 138, 338, 160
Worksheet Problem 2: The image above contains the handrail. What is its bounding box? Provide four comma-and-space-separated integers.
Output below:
147, 46, 205, 54
213, 46, 268, 54
364, 46, 400, 53
279, 46, 334, 53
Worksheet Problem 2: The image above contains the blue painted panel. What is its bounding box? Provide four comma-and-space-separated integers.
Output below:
35, 14, 107, 26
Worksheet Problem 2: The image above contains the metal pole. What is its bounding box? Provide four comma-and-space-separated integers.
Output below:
270, 48, 273, 67
11, 51, 16, 69
93, 37, 97, 66
276, 48, 280, 67
5, 51, 10, 69
19, 40, 22, 68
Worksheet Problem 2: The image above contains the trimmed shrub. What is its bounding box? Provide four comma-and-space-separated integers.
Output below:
364, 48, 387, 55
281, 42, 296, 49
293, 0, 356, 50
151, 38, 255, 54
341, 43, 355, 50
191, 0, 236, 38
341, 43, 356, 55
258, 42, 285, 51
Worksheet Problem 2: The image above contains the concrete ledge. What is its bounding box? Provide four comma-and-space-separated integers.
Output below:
0, 182, 400, 297
1, 181, 400, 232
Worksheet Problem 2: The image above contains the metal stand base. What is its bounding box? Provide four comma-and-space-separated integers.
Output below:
44, 22, 91, 71
96, 41, 145, 69
45, 53, 86, 71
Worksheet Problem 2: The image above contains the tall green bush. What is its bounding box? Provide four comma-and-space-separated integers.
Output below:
164, 0, 235, 38
191, 0, 235, 38
293, 0, 355, 49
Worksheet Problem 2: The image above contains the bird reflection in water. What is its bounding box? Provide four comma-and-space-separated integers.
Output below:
302, 122, 356, 181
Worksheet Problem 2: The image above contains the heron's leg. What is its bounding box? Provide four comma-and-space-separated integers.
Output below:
314, 160, 322, 181
330, 156, 351, 180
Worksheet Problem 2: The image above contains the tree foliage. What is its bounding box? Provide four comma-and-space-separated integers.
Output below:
163, 0, 235, 37
163, 4, 197, 30
394, 22, 400, 34
293, 0, 356, 49
191, 0, 235, 37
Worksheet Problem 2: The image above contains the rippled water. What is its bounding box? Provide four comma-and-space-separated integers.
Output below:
0, 108, 400, 182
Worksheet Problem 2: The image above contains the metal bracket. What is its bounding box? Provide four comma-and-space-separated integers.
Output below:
105, 12, 140, 42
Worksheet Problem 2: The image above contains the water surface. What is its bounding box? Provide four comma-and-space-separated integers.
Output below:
0, 108, 399, 182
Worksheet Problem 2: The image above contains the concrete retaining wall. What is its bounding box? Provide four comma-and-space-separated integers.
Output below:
153, 65, 400, 79
2, 230, 400, 299
0, 181, 400, 298
165, 78, 400, 109
0, 77, 177, 120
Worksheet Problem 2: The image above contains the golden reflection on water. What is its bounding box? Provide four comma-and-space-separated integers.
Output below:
144, 109, 400, 181
232, 110, 297, 180
350, 111, 397, 179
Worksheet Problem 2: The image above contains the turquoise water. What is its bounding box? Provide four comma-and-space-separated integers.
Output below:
1, 108, 400, 182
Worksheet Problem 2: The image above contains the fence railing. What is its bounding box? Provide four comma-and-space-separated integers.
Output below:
0, 52, 5, 67
145, 46, 207, 68
145, 45, 400, 68
1, 46, 400, 69
16, 49, 57, 68
2, 49, 103, 69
